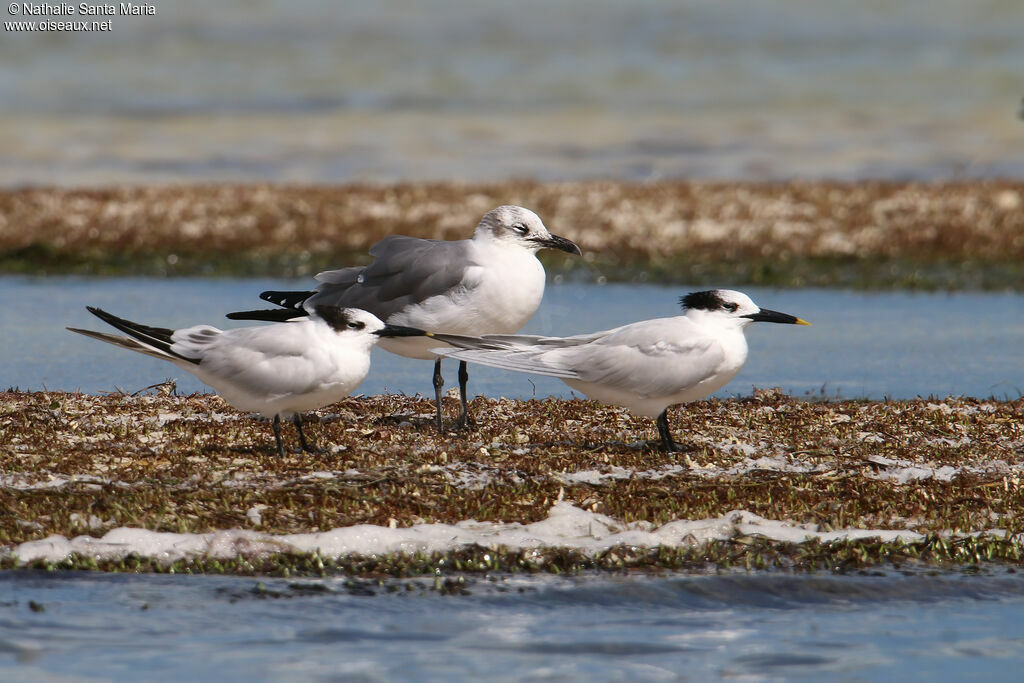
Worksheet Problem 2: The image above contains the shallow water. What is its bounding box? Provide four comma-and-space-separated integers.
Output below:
2, 1, 1022, 185
2, 276, 1022, 401
3, 570, 1024, 680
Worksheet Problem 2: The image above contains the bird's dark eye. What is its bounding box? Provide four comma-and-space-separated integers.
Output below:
724, 303, 739, 313
347, 321, 365, 330
511, 223, 529, 235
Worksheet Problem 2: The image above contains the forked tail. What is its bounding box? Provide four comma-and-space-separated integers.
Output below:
69, 307, 200, 365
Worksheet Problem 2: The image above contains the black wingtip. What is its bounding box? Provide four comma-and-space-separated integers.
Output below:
86, 306, 131, 327
226, 309, 307, 322
81, 306, 199, 364
259, 290, 316, 310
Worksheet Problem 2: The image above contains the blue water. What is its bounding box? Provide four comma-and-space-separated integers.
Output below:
2, 276, 1022, 401
3, 570, 1024, 680
4, 277, 1023, 679
2, 1, 1022, 186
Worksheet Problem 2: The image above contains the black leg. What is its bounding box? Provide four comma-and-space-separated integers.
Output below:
432, 358, 446, 433
455, 360, 473, 430
293, 414, 316, 453
272, 414, 285, 457
656, 409, 678, 452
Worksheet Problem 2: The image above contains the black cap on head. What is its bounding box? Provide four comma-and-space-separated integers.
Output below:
679, 290, 729, 312
315, 305, 361, 332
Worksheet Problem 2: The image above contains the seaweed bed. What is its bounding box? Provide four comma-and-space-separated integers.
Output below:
2, 180, 1024, 288
2, 388, 1023, 577
4, 179, 1024, 578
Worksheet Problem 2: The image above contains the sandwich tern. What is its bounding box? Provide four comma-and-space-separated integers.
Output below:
227, 205, 582, 432
68, 306, 427, 456
431, 289, 809, 452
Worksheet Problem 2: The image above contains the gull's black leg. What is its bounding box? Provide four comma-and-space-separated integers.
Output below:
293, 413, 316, 453
656, 409, 678, 453
433, 358, 446, 433
272, 414, 285, 457
455, 360, 474, 430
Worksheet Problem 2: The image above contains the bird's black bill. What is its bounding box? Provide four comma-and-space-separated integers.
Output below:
533, 233, 583, 256
374, 324, 429, 337
743, 308, 811, 325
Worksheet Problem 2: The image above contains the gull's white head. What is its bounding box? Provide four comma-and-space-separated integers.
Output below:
679, 289, 810, 330
311, 306, 427, 345
474, 205, 582, 256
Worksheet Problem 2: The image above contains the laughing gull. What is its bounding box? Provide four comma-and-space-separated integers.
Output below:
68, 306, 427, 456
227, 205, 582, 432
431, 290, 809, 452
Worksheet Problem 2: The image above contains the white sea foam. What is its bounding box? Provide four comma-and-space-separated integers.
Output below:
864, 455, 962, 483
5, 449, 1022, 493
0, 473, 112, 490
554, 465, 687, 486
11, 502, 931, 565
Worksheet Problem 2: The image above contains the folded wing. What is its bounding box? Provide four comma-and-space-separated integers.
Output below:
433, 317, 726, 398
302, 236, 475, 321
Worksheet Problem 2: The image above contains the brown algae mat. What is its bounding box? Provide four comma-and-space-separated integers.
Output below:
2, 180, 1024, 288
2, 389, 1024, 576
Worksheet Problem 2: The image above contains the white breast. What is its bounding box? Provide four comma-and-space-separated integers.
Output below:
382, 242, 546, 360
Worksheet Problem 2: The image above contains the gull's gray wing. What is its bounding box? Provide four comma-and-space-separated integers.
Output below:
306, 235, 476, 321
312, 266, 362, 287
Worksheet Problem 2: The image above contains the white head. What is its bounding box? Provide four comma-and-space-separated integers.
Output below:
473, 205, 582, 256
311, 306, 428, 347
679, 289, 809, 330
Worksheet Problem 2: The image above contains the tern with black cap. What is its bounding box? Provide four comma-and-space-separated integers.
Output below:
68, 306, 428, 456
432, 289, 809, 452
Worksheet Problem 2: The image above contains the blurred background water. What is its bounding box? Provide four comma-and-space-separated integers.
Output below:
1, 0, 1021, 186
4, 277, 1022, 400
